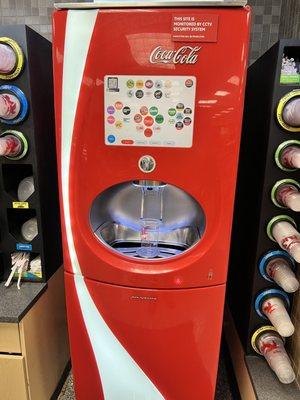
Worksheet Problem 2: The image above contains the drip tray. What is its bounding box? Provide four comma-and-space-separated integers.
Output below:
111, 242, 185, 259
93, 222, 200, 259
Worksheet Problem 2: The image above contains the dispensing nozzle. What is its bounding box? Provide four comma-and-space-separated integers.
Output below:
252, 327, 296, 384
133, 180, 166, 259
267, 216, 300, 263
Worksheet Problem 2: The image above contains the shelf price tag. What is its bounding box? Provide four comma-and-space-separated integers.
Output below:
16, 243, 32, 251
12, 201, 29, 209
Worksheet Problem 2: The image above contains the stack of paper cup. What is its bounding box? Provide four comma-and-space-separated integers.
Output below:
18, 176, 34, 202
272, 220, 300, 262
29, 256, 41, 274
21, 218, 38, 242
258, 332, 295, 384
282, 98, 300, 127
262, 296, 295, 337
0, 93, 20, 119
0, 135, 22, 157
280, 145, 300, 169
276, 184, 300, 212
0, 43, 16, 74
266, 258, 299, 293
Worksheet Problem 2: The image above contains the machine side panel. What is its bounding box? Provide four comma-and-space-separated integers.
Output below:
54, 7, 251, 289
65, 271, 226, 400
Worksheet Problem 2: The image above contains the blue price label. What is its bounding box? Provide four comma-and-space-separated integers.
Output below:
16, 243, 32, 251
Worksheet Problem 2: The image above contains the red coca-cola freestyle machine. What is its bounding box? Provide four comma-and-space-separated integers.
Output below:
53, 1, 250, 399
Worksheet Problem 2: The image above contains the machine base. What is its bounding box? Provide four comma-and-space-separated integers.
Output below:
65, 272, 226, 400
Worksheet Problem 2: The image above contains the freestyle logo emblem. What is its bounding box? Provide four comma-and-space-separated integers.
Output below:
150, 46, 201, 65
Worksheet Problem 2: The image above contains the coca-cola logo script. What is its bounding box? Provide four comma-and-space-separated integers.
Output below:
150, 46, 201, 65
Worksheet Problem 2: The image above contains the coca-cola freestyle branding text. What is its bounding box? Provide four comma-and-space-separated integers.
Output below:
149, 46, 201, 65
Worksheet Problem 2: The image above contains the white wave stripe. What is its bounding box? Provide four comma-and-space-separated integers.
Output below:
75, 274, 165, 400
61, 10, 98, 275
61, 10, 164, 400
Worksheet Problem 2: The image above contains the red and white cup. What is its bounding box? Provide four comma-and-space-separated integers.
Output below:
0, 93, 21, 120
262, 297, 294, 337
258, 333, 295, 384
276, 184, 300, 212
0, 135, 22, 157
280, 145, 300, 169
0, 43, 16, 74
266, 258, 299, 293
272, 220, 300, 263
282, 98, 300, 127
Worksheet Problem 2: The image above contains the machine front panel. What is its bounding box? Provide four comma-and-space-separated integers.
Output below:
65, 272, 226, 400
53, 7, 251, 288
